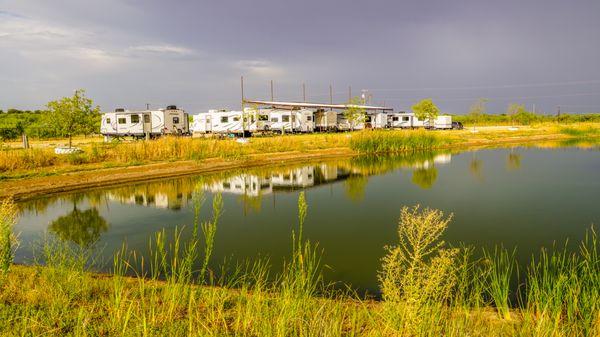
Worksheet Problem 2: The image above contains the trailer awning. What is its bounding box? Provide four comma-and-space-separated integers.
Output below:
244, 99, 393, 111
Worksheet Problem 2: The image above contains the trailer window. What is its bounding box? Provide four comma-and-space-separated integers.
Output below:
306, 115, 312, 121
173, 116, 180, 124
144, 115, 150, 123
392, 117, 399, 122
258, 114, 269, 121
233, 116, 240, 121
106, 118, 111, 124
221, 116, 228, 123
118, 118, 126, 124
282, 115, 290, 122
402, 116, 410, 122
271, 117, 278, 122
131, 115, 140, 123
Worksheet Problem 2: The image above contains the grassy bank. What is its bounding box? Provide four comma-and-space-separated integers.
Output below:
1, 195, 598, 336
1, 123, 598, 179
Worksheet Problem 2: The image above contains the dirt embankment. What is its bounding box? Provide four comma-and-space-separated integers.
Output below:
1, 148, 354, 201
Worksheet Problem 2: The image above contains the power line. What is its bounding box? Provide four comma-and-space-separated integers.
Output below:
380, 92, 600, 103
366, 80, 600, 92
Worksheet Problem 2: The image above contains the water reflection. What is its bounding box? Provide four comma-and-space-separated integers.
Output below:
17, 151, 453, 216
506, 150, 522, 171
49, 206, 109, 247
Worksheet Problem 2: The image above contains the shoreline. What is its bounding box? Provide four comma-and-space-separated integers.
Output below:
0, 131, 591, 201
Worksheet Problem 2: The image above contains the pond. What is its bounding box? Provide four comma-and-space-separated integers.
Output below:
14, 146, 600, 295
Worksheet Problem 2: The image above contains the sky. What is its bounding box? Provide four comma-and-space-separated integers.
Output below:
1, 0, 600, 114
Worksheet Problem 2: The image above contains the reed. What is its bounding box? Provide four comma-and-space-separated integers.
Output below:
350, 130, 444, 154
0, 198, 17, 275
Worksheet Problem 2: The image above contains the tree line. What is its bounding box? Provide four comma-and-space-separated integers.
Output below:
0, 90, 100, 144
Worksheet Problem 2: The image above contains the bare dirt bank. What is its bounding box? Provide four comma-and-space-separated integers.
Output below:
1, 148, 354, 201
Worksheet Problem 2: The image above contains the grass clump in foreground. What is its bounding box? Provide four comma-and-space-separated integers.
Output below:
0, 195, 599, 336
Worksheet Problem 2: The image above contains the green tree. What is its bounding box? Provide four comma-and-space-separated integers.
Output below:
344, 97, 366, 131
45, 89, 100, 147
469, 98, 488, 132
412, 98, 440, 128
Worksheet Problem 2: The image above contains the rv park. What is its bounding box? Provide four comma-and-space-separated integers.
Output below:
2, 1, 600, 336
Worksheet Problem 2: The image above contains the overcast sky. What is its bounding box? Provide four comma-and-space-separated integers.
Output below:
1, 0, 600, 114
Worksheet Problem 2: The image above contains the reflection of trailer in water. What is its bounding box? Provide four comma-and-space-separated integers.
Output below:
271, 167, 316, 189
204, 174, 272, 197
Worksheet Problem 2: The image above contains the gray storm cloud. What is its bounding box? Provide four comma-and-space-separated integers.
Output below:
1, 0, 599, 114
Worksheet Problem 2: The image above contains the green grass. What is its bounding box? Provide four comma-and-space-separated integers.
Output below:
1, 194, 599, 335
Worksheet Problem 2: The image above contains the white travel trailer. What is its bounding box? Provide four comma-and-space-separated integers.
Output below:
315, 110, 338, 131
365, 112, 389, 129
192, 109, 271, 135
101, 106, 189, 139
151, 105, 190, 135
269, 109, 315, 133
337, 114, 365, 131
101, 109, 152, 139
387, 112, 452, 130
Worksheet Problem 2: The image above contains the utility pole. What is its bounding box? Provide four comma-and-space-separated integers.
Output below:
557, 105, 561, 117
241, 76, 245, 137
348, 86, 352, 101
329, 84, 333, 111
302, 83, 306, 102
270, 80, 274, 101
146, 103, 150, 110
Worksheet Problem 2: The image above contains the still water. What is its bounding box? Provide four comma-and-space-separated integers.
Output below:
14, 147, 600, 294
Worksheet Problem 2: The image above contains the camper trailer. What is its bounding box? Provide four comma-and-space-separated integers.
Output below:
151, 105, 189, 135
269, 109, 315, 133
101, 106, 189, 139
337, 114, 365, 131
192, 109, 271, 135
315, 110, 338, 131
387, 112, 452, 130
101, 109, 152, 139
365, 112, 389, 129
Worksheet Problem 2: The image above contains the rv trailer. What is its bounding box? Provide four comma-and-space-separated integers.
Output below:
101, 105, 189, 140
315, 110, 338, 131
192, 109, 271, 135
151, 105, 189, 135
101, 109, 152, 139
269, 109, 315, 133
387, 112, 452, 130
366, 112, 389, 129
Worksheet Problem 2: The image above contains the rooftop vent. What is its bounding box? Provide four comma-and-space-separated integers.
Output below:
166, 105, 177, 110
115, 108, 125, 112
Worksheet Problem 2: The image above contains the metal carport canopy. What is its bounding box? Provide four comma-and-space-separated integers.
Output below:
244, 99, 393, 111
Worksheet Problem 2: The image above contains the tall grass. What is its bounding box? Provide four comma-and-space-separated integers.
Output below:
350, 130, 444, 154
0, 196, 598, 335
0, 198, 17, 276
